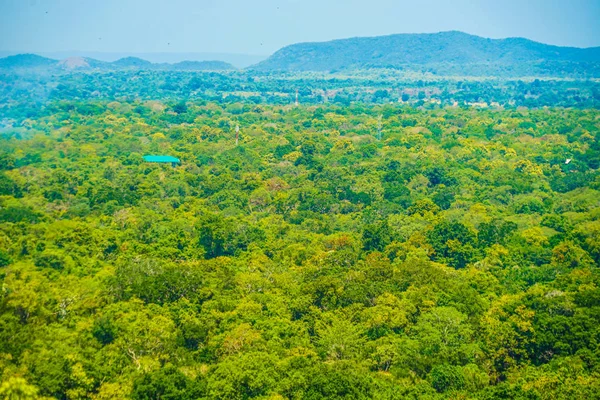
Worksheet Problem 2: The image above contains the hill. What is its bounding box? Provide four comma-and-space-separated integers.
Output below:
0, 54, 237, 73
0, 54, 57, 69
57, 57, 111, 70
251, 31, 600, 76
111, 56, 153, 68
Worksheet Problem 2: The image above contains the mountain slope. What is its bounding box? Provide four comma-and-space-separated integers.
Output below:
111, 57, 153, 68
57, 57, 112, 70
251, 31, 600, 76
0, 55, 236, 72
0, 54, 57, 69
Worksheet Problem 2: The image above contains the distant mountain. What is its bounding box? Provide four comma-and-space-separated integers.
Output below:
0, 54, 236, 72
251, 31, 600, 76
9, 51, 266, 68
57, 57, 112, 70
3, 32, 599, 77
111, 57, 153, 68
0, 54, 57, 69
58, 57, 90, 69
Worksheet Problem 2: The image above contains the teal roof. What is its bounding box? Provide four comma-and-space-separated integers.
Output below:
143, 155, 180, 163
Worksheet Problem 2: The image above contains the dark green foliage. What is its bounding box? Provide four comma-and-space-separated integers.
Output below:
430, 364, 465, 393
92, 317, 116, 345
432, 187, 455, 210
198, 213, 265, 259
283, 362, 375, 400
0, 153, 16, 170
541, 214, 569, 232
0, 205, 40, 223
0, 249, 11, 267
274, 144, 294, 159
172, 102, 188, 114
362, 220, 392, 252
550, 171, 597, 193
132, 367, 205, 400
479, 383, 540, 400
478, 220, 517, 247
33, 250, 70, 270
383, 182, 411, 205
428, 221, 478, 268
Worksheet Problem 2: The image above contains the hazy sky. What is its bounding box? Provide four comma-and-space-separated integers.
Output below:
1, 0, 599, 55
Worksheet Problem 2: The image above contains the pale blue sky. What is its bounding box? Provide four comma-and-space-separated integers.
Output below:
1, 0, 599, 56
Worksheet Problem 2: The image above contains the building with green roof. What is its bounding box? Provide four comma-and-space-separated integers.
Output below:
143, 155, 181, 166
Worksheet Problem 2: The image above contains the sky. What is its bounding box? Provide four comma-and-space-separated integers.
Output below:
0, 0, 599, 56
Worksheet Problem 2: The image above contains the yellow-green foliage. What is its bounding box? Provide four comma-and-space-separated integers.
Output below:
0, 101, 599, 399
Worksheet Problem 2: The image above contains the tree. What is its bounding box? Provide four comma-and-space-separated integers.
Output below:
429, 364, 465, 393
132, 367, 205, 400
362, 220, 392, 252
317, 316, 366, 361
0, 249, 11, 267
172, 102, 188, 114
411, 306, 477, 369
427, 221, 478, 268
0, 377, 44, 400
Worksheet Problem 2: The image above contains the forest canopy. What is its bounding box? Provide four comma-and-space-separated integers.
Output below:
0, 97, 599, 399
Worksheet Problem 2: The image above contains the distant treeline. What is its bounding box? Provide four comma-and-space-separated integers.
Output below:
0, 70, 599, 116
